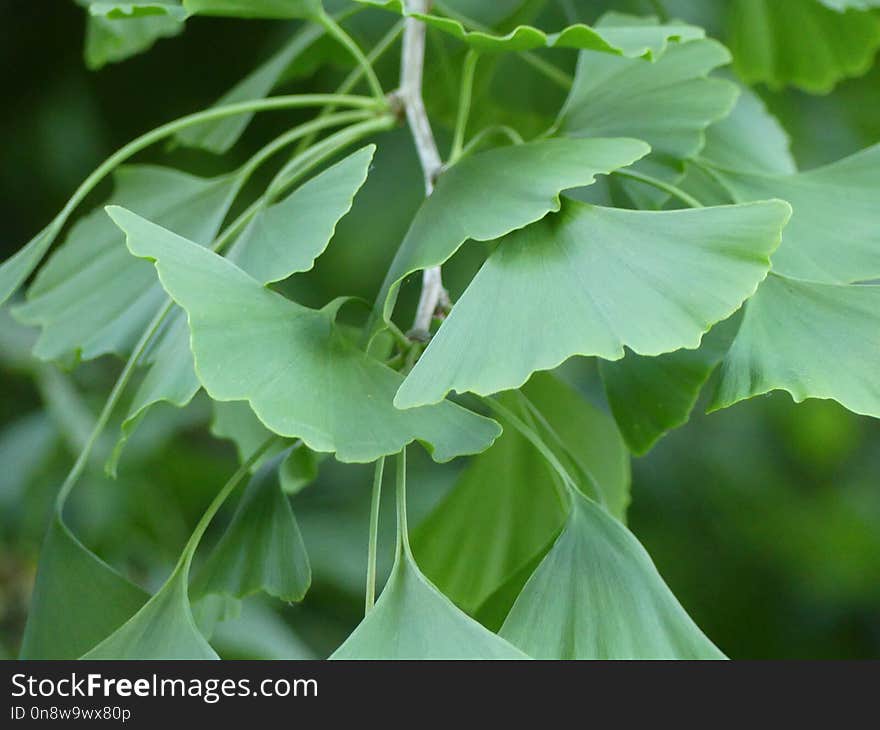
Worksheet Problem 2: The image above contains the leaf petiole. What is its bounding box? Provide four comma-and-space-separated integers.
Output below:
614, 168, 704, 209
365, 457, 386, 613
449, 50, 479, 164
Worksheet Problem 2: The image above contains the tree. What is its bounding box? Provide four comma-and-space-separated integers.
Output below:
2, 0, 879, 659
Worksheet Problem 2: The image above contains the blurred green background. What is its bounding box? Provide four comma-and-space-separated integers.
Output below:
0, 0, 878, 659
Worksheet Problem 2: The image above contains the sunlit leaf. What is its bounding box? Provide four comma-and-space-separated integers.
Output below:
227, 146, 375, 283
13, 166, 239, 363
396, 199, 791, 408
375, 137, 651, 326
182, 0, 322, 18
191, 451, 311, 606
558, 37, 738, 159
711, 274, 880, 418
112, 207, 501, 462
599, 315, 741, 455
19, 513, 148, 659
705, 145, 880, 284
499, 491, 725, 659
728, 0, 880, 93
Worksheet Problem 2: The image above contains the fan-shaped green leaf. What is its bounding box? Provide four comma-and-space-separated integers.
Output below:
191, 451, 311, 606
375, 138, 651, 326
228, 146, 375, 283
82, 566, 218, 659
706, 145, 880, 284
396, 199, 790, 408
111, 207, 501, 462
111, 149, 372, 465
388, 10, 703, 57
699, 85, 796, 176
818, 0, 880, 8
13, 166, 239, 363
728, 0, 880, 93
19, 513, 148, 659
558, 37, 738, 159
599, 315, 741, 455
500, 491, 725, 659
82, 1, 185, 69
331, 549, 528, 659
710, 274, 880, 418
0, 230, 53, 311
413, 372, 629, 614
107, 310, 200, 475
87, 1, 189, 20
183, 0, 322, 18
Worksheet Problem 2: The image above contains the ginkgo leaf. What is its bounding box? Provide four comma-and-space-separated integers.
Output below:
558, 37, 738, 159
331, 548, 528, 659
499, 491, 725, 659
705, 145, 880, 284
107, 310, 200, 475
710, 274, 880, 418
210, 401, 287, 466
599, 315, 741, 456
227, 146, 375, 283
374, 137, 651, 326
413, 373, 629, 614
728, 0, 880, 93
13, 165, 240, 363
81, 0, 186, 70
818, 0, 880, 8
699, 85, 796, 176
82, 566, 218, 659
191, 451, 311, 606
174, 22, 326, 153
111, 149, 372, 465
19, 513, 149, 659
111, 207, 501, 463
377, 9, 703, 57
0, 229, 53, 310
182, 0, 322, 18
331, 450, 528, 659
396, 198, 791, 408
87, 1, 189, 20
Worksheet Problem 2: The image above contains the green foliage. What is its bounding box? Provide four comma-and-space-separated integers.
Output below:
3, 0, 879, 660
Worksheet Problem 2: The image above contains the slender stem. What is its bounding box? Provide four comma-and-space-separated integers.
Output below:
400, 0, 450, 335
9, 93, 383, 298
317, 11, 385, 102
365, 457, 385, 613
519, 52, 573, 90
460, 124, 524, 157
449, 50, 479, 164
433, 0, 574, 90
296, 20, 405, 155
614, 168, 704, 209
268, 114, 395, 197
60, 113, 391, 503
395, 448, 412, 558
483, 397, 579, 507
516, 392, 606, 508
56, 302, 171, 509
180, 436, 278, 575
